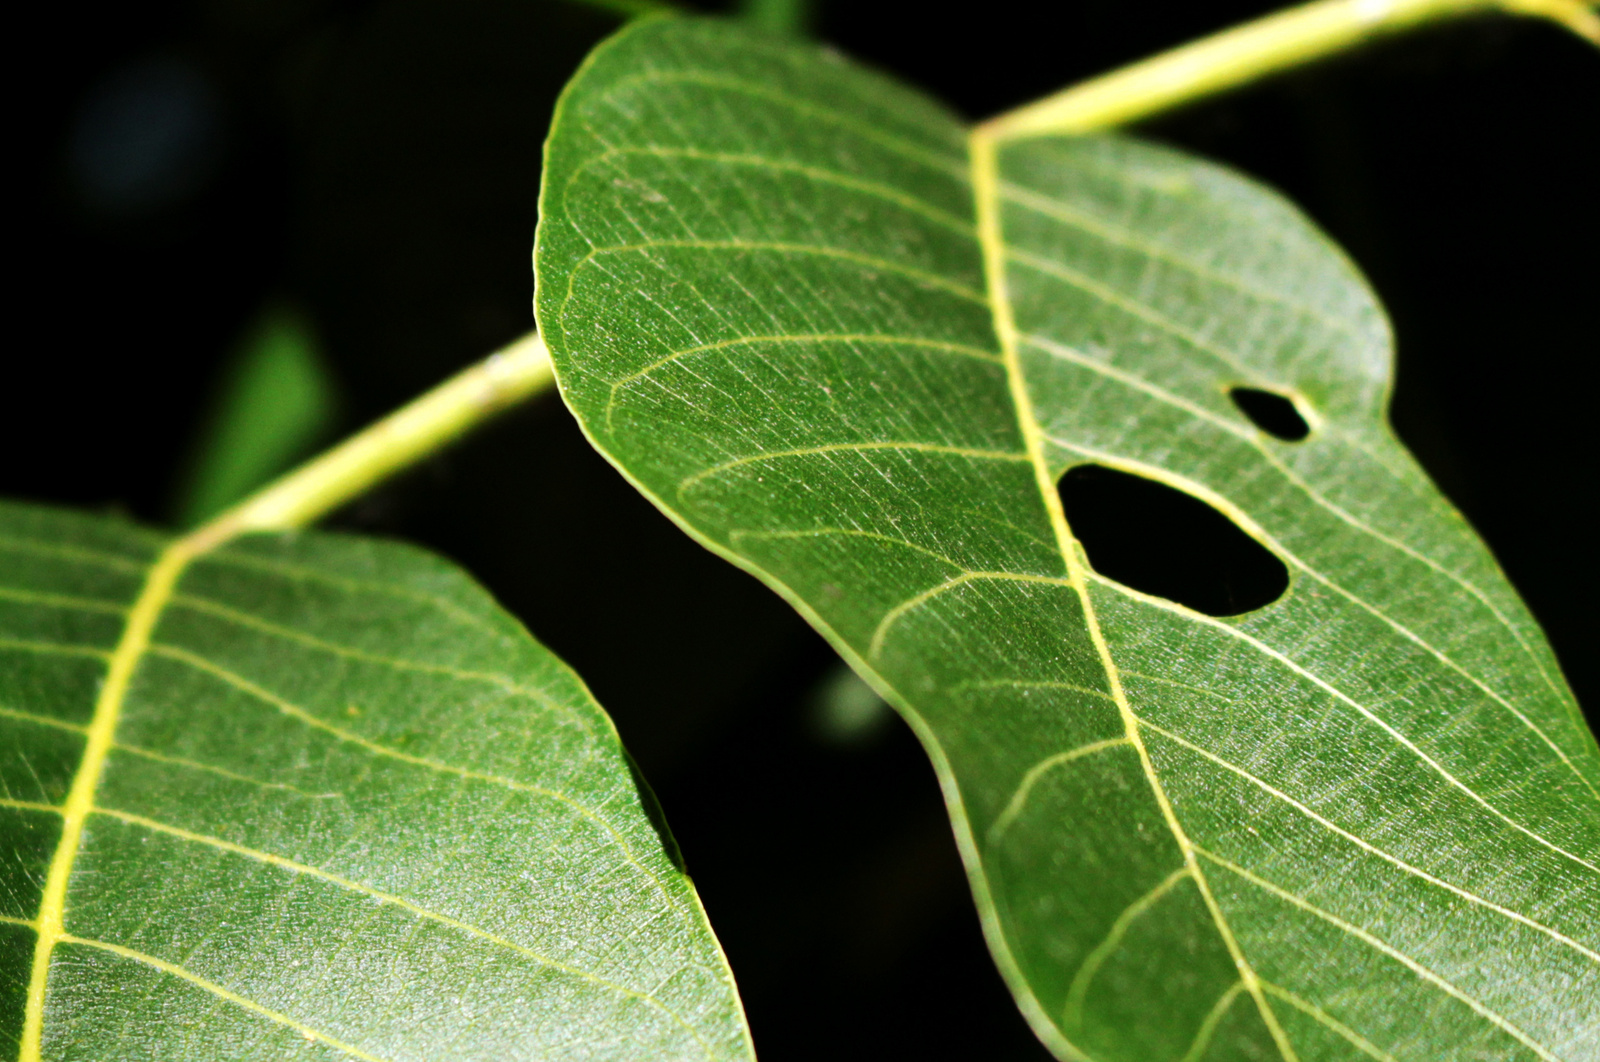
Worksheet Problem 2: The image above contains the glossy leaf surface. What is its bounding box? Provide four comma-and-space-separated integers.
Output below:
1, 500, 750, 1061
535, 17, 1600, 1060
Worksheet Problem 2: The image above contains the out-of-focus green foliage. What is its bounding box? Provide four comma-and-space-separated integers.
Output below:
172, 303, 335, 528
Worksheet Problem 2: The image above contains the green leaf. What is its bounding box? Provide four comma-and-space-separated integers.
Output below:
734, 0, 811, 37
0, 500, 751, 1061
535, 17, 1600, 1061
171, 302, 337, 528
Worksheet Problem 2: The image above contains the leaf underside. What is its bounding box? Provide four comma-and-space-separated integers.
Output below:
535, 17, 1600, 1062
0, 501, 751, 1061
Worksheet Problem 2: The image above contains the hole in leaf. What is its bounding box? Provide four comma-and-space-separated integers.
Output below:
1229, 387, 1310, 441
1058, 464, 1289, 616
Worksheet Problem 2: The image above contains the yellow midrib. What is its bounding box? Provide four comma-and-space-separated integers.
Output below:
968, 127, 1301, 1062
19, 538, 196, 1060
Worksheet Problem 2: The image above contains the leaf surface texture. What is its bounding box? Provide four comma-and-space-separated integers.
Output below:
0, 500, 750, 1061
535, 17, 1600, 1061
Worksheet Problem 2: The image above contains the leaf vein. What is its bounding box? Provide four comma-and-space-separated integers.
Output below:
575, 240, 988, 304
988, 736, 1131, 843
91, 806, 707, 1039
167, 593, 590, 734
587, 70, 968, 180
0, 586, 128, 615
1137, 716, 1599, 961
728, 527, 968, 571
868, 570, 1074, 660
112, 744, 345, 802
146, 643, 685, 909
0, 705, 89, 735
679, 442, 1028, 497
1088, 571, 1600, 875
605, 333, 1001, 431
0, 534, 150, 575
1000, 180, 1366, 340
22, 541, 191, 1059
0, 798, 60, 814
1044, 433, 1598, 799
0, 637, 113, 661
1198, 849, 1558, 1061
580, 147, 976, 234
1062, 865, 1193, 1028
199, 550, 511, 643
1025, 329, 1578, 719
974, 128, 1299, 1060
1007, 246, 1255, 381
1179, 981, 1247, 1062
1258, 981, 1400, 1062
57, 934, 390, 1061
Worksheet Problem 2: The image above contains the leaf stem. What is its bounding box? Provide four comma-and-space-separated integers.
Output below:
185, 330, 553, 551
170, 0, 1594, 552
981, 0, 1599, 139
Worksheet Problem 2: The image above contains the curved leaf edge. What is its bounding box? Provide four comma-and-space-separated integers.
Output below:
1, 498, 755, 1062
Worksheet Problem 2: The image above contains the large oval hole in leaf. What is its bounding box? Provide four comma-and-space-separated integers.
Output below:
1229, 386, 1311, 441
1059, 464, 1289, 615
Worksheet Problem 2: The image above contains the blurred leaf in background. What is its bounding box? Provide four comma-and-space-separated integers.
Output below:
808, 663, 895, 747
171, 301, 336, 527
737, 0, 813, 36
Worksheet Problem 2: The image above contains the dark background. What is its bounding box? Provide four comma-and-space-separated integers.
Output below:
9, 2, 1597, 1058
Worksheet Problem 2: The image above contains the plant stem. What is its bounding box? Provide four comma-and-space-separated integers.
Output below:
982, 0, 1599, 139
185, 330, 553, 551
172, 0, 1593, 551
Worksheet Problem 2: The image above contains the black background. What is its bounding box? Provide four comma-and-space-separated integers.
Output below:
10, 2, 1597, 1058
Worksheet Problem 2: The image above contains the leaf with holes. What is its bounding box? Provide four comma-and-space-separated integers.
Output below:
0, 500, 751, 1062
534, 17, 1600, 1061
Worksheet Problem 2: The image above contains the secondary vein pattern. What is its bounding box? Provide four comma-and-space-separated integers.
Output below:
536, 17, 1600, 1062
0, 503, 750, 1061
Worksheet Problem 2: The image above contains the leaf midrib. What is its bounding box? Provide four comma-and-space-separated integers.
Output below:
969, 126, 1304, 1062
1021, 330, 1586, 740
561, 63, 1581, 740
539, 24, 1599, 1058
20, 537, 193, 1061
971, 128, 1590, 1060
1037, 426, 1600, 807
562, 31, 1583, 757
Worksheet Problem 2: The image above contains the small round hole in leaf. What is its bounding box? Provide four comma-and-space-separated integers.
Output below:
1230, 387, 1310, 441
1058, 464, 1289, 616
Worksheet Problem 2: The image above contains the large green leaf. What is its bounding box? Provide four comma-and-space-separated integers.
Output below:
535, 17, 1600, 1061
0, 500, 751, 1061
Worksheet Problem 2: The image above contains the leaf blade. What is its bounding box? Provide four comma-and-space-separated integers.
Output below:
535, 17, 1600, 1060
0, 500, 752, 1061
